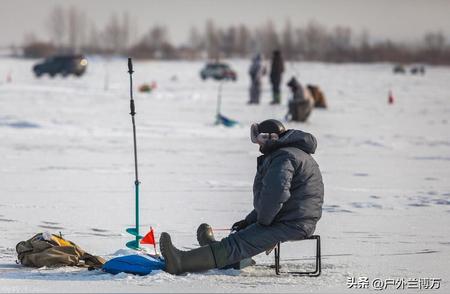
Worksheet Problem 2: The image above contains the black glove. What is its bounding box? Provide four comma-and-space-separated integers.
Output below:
231, 219, 249, 232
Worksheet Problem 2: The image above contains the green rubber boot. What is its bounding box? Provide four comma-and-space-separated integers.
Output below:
160, 232, 218, 275
196, 223, 216, 246
196, 224, 256, 270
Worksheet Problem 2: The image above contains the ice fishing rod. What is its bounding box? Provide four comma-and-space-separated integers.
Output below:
125, 57, 143, 250
215, 80, 223, 125
212, 228, 232, 231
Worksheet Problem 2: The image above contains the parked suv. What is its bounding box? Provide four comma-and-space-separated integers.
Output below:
200, 62, 237, 81
33, 55, 88, 77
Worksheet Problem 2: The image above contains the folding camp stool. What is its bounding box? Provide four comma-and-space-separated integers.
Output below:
274, 235, 321, 276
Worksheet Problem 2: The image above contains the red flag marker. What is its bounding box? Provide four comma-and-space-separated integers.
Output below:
388, 90, 394, 105
141, 227, 157, 255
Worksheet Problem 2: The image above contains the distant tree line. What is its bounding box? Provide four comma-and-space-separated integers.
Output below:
19, 6, 450, 65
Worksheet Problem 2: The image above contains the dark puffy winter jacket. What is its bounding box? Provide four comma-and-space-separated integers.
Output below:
245, 129, 324, 236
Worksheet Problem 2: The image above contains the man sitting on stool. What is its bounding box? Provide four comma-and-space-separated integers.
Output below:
160, 119, 324, 274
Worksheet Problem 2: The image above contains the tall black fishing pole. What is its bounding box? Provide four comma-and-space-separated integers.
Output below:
125, 57, 142, 250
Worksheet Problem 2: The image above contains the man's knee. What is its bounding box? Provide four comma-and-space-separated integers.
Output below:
218, 224, 279, 263
209, 242, 229, 268
214, 222, 305, 267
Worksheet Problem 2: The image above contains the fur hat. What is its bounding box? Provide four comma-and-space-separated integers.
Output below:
251, 119, 286, 144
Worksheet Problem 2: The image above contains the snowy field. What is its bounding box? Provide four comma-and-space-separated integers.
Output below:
0, 57, 449, 293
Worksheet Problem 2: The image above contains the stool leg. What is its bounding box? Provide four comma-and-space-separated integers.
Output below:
277, 242, 281, 275
274, 242, 281, 275
316, 235, 321, 276
273, 235, 322, 277
284, 235, 322, 277
311, 235, 321, 277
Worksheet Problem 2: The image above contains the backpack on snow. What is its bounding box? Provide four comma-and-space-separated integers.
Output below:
16, 232, 105, 269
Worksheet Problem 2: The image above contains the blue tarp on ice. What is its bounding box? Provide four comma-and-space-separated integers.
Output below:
102, 254, 165, 276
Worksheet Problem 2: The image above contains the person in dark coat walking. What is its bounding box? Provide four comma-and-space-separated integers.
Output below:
159, 119, 324, 275
269, 50, 285, 104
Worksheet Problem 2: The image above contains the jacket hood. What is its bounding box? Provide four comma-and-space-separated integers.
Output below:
260, 129, 317, 154
287, 77, 300, 90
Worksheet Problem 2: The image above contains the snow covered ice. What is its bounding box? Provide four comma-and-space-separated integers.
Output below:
0, 57, 449, 292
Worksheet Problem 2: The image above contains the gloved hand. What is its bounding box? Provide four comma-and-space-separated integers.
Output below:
231, 219, 249, 232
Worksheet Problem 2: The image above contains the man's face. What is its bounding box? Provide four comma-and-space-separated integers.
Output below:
256, 133, 279, 146
250, 123, 280, 146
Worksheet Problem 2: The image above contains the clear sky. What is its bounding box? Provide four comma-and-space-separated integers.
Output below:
1, 0, 449, 47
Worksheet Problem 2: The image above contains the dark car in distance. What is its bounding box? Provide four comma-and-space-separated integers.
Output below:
33, 55, 88, 77
200, 62, 237, 81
